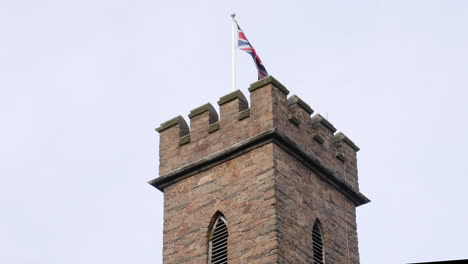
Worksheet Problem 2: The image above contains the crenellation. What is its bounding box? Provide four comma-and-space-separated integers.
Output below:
188, 103, 218, 142
156, 115, 190, 175
154, 77, 364, 188
285, 95, 311, 129
188, 103, 218, 123
309, 114, 336, 151
217, 89, 249, 108
334, 132, 360, 152
311, 114, 337, 133
287, 94, 314, 116
303, 114, 338, 169
249, 76, 290, 136
248, 75, 290, 95
217, 90, 249, 126
156, 115, 190, 136
152, 76, 367, 264
333, 132, 360, 189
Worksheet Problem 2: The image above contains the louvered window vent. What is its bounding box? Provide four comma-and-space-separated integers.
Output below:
208, 215, 228, 264
312, 220, 325, 264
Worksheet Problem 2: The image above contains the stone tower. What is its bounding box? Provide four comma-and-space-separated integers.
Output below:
149, 76, 370, 264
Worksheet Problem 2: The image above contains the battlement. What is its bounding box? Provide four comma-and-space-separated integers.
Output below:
151, 76, 367, 205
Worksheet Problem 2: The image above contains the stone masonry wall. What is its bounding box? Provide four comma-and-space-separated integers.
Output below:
162, 144, 278, 263
274, 145, 360, 264
151, 76, 368, 264
155, 76, 360, 189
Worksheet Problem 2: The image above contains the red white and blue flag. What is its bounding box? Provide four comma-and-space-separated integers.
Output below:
236, 22, 268, 80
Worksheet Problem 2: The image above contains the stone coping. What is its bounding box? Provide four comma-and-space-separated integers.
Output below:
149, 128, 370, 207
217, 90, 248, 106
155, 115, 188, 134
311, 114, 337, 133
334, 132, 360, 152
288, 95, 314, 115
188, 103, 216, 119
248, 76, 290, 95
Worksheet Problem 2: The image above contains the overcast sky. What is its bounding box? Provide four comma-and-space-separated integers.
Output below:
1, 1, 468, 263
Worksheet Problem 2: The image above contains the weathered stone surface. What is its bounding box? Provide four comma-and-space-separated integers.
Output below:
156, 115, 189, 136
217, 90, 248, 107
274, 144, 361, 263
287, 94, 314, 115
162, 144, 278, 264
150, 128, 369, 207
151, 76, 368, 264
248, 75, 290, 95
188, 103, 219, 122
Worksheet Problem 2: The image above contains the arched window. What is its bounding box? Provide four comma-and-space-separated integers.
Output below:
208, 214, 228, 264
312, 220, 325, 264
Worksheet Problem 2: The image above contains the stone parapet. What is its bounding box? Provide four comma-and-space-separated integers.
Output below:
153, 76, 362, 190
152, 75, 369, 264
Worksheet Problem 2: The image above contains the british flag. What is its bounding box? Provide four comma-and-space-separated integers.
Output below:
236, 22, 268, 80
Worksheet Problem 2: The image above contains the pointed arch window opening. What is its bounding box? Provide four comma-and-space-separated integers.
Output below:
208, 215, 228, 264
313, 220, 325, 264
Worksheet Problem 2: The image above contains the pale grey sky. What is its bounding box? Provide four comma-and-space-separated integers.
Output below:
1, 0, 468, 263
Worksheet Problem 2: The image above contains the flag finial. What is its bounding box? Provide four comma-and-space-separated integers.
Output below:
231, 13, 236, 19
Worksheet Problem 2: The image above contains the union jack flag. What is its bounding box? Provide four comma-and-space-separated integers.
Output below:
236, 22, 268, 80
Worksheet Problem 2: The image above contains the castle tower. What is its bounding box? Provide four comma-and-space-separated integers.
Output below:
149, 76, 370, 264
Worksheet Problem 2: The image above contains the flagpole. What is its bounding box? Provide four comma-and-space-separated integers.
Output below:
231, 13, 237, 91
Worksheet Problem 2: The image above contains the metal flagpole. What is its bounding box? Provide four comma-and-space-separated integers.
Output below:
231, 13, 237, 91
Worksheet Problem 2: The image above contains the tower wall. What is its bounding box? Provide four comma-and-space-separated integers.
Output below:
150, 76, 369, 264
162, 144, 278, 263
274, 145, 360, 263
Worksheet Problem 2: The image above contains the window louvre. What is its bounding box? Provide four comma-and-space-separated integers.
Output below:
208, 215, 228, 264
312, 220, 325, 264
